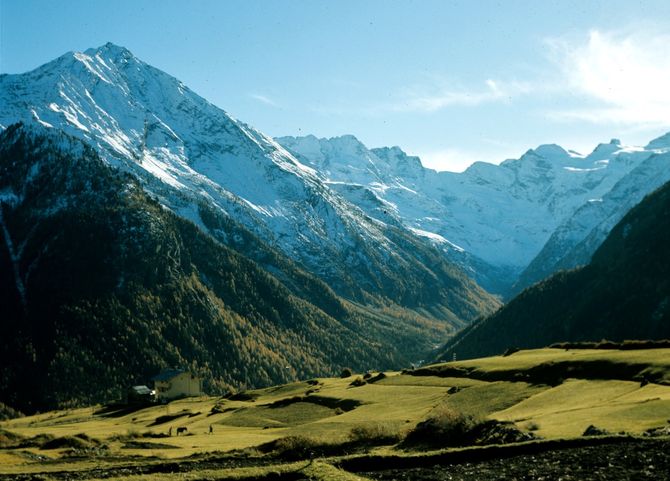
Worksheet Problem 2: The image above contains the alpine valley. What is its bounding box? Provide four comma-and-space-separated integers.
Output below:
1, 43, 669, 412
277, 134, 670, 297
437, 178, 670, 361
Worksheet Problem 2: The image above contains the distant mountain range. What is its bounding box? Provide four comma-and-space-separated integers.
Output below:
278, 135, 670, 297
1, 43, 669, 411
437, 179, 670, 361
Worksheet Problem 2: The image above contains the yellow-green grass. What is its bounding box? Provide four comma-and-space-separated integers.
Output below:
424, 348, 670, 437
0, 375, 453, 469
1, 348, 669, 478
83, 460, 372, 481
493, 379, 670, 438
442, 347, 670, 382
440, 381, 548, 417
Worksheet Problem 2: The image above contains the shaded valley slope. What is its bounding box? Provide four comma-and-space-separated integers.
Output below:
0, 124, 483, 413
438, 180, 670, 361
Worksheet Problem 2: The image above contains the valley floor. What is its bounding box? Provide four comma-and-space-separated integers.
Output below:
1, 347, 669, 480
0, 436, 668, 481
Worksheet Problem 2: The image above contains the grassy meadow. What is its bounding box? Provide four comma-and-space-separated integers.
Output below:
1, 347, 669, 480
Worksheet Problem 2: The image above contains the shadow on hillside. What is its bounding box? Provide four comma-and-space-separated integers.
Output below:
94, 403, 153, 418
413, 359, 668, 386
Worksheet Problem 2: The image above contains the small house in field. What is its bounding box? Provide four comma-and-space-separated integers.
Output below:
127, 385, 155, 404
151, 369, 202, 401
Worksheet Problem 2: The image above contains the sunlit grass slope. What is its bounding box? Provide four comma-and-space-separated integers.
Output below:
1, 347, 669, 479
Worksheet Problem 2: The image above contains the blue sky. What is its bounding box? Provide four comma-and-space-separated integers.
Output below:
2, 0, 670, 171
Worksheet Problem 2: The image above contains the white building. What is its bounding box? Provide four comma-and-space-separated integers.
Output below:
151, 369, 202, 401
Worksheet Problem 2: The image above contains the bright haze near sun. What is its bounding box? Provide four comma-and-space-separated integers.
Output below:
2, 0, 670, 172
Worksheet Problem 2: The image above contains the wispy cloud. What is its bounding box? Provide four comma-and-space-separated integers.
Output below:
302, 72, 538, 118
249, 93, 279, 107
547, 29, 670, 127
392, 79, 533, 113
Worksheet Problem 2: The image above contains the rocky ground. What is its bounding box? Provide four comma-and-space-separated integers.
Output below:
362, 438, 670, 481
2, 438, 669, 480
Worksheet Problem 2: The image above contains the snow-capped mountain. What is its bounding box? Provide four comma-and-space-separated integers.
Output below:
278, 135, 666, 296
437, 176, 670, 361
4, 42, 664, 307
0, 43, 357, 254
513, 142, 670, 294
0, 43, 497, 321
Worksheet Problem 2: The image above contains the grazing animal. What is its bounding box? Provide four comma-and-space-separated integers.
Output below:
176, 427, 188, 435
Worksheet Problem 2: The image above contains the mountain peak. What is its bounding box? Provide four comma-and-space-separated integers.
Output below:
646, 132, 670, 150
510, 144, 571, 168
327, 134, 367, 149
530, 144, 570, 159
84, 42, 134, 60
332, 133, 359, 142
371, 145, 424, 170
587, 139, 624, 160
374, 145, 407, 156
63, 43, 139, 79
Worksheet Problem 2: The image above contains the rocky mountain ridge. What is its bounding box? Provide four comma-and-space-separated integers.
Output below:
0, 43, 497, 319
278, 133, 670, 296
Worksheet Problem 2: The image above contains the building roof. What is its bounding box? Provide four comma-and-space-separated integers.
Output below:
129, 385, 153, 395
151, 368, 187, 382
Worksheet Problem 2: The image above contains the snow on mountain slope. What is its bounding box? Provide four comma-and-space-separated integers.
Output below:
278, 135, 656, 296
0, 43, 498, 319
513, 146, 670, 294
4, 42, 661, 306
0, 44, 390, 272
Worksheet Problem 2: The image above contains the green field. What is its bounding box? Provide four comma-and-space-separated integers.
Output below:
1, 347, 669, 480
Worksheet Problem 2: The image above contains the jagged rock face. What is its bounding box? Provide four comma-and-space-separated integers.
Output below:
0, 43, 498, 318
278, 134, 670, 297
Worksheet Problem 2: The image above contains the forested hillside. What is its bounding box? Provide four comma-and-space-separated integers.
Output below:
0, 124, 457, 413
